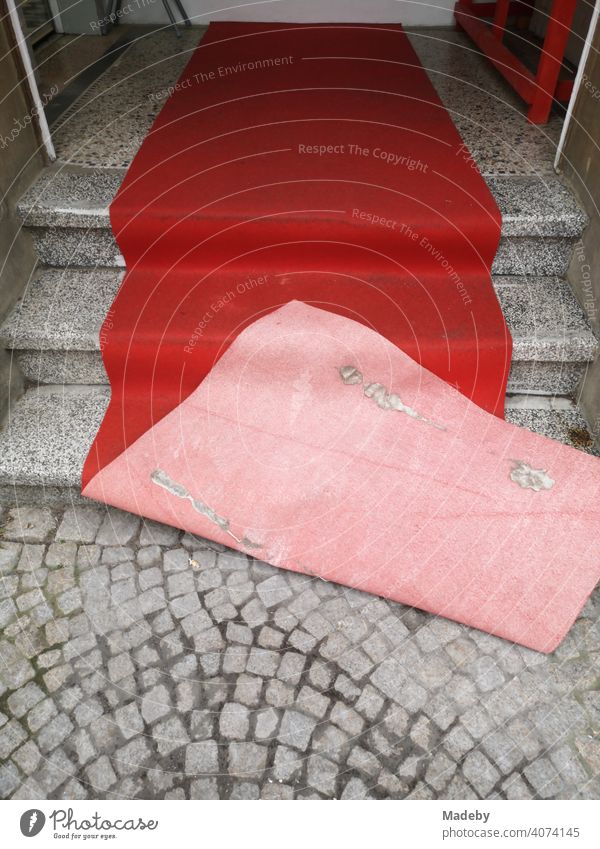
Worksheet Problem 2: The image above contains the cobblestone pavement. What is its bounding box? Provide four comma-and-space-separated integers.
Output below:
1, 504, 599, 801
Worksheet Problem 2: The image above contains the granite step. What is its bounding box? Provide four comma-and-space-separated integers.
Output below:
0, 386, 595, 506
16, 167, 587, 276
0, 386, 109, 505
1, 267, 597, 395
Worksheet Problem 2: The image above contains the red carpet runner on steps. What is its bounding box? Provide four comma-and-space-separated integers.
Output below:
83, 21, 511, 488
82, 23, 600, 652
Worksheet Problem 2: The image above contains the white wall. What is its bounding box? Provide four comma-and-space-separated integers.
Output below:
123, 0, 457, 29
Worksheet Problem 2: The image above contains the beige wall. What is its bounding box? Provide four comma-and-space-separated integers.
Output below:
0, 3, 46, 416
559, 14, 600, 442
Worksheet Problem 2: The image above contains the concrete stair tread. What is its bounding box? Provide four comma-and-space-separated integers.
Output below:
1, 268, 597, 366
0, 387, 595, 502
17, 166, 587, 237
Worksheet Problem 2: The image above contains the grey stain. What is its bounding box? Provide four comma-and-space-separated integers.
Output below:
363, 383, 422, 421
509, 461, 555, 492
339, 366, 445, 431
339, 366, 363, 385
150, 469, 262, 549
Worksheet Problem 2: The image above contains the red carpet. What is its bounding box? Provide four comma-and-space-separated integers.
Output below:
83, 21, 511, 488
83, 302, 600, 653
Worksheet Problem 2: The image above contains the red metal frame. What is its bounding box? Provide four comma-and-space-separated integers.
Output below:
454, 0, 577, 124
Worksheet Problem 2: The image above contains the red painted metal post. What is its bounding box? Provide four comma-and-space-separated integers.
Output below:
455, 0, 576, 124
455, 2, 536, 103
528, 0, 577, 123
492, 0, 511, 39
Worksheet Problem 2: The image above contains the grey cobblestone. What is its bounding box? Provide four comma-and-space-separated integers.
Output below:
272, 745, 301, 782
38, 713, 74, 753
108, 653, 134, 683
230, 781, 259, 799
347, 745, 380, 776
0, 761, 22, 798
255, 707, 279, 740
114, 737, 151, 776
104, 547, 135, 567
56, 506, 103, 543
6, 682, 44, 717
235, 675, 263, 707
228, 742, 268, 778
154, 716, 189, 755
247, 647, 280, 677
278, 709, 318, 752
330, 702, 364, 737
503, 773, 533, 800
219, 702, 250, 740
185, 740, 218, 775
190, 777, 218, 799
5, 507, 56, 542
137, 546, 161, 569
95, 510, 140, 546
262, 782, 294, 800
257, 574, 292, 608
139, 520, 180, 547
463, 751, 501, 797
77, 545, 101, 570
307, 754, 337, 796
342, 777, 372, 799
523, 758, 565, 799
38, 748, 74, 794
12, 739, 42, 774
0, 719, 27, 758
296, 685, 330, 719
240, 598, 268, 628
114, 702, 144, 740
70, 729, 96, 766
0, 542, 21, 572
425, 751, 456, 791
86, 755, 117, 792
27, 697, 58, 732
2, 657, 35, 690
549, 745, 588, 786
0, 503, 597, 799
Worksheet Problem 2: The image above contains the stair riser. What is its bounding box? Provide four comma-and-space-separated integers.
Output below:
10, 349, 592, 397
0, 484, 88, 507
27, 227, 578, 277
15, 352, 106, 385
506, 362, 589, 396
495, 238, 578, 277
31, 228, 125, 270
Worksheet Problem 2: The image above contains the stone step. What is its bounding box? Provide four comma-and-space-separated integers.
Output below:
0, 386, 595, 506
0, 386, 109, 505
17, 167, 587, 276
1, 268, 122, 385
1, 267, 597, 395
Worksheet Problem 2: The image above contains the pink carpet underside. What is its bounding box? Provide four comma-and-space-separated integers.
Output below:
83, 302, 600, 652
